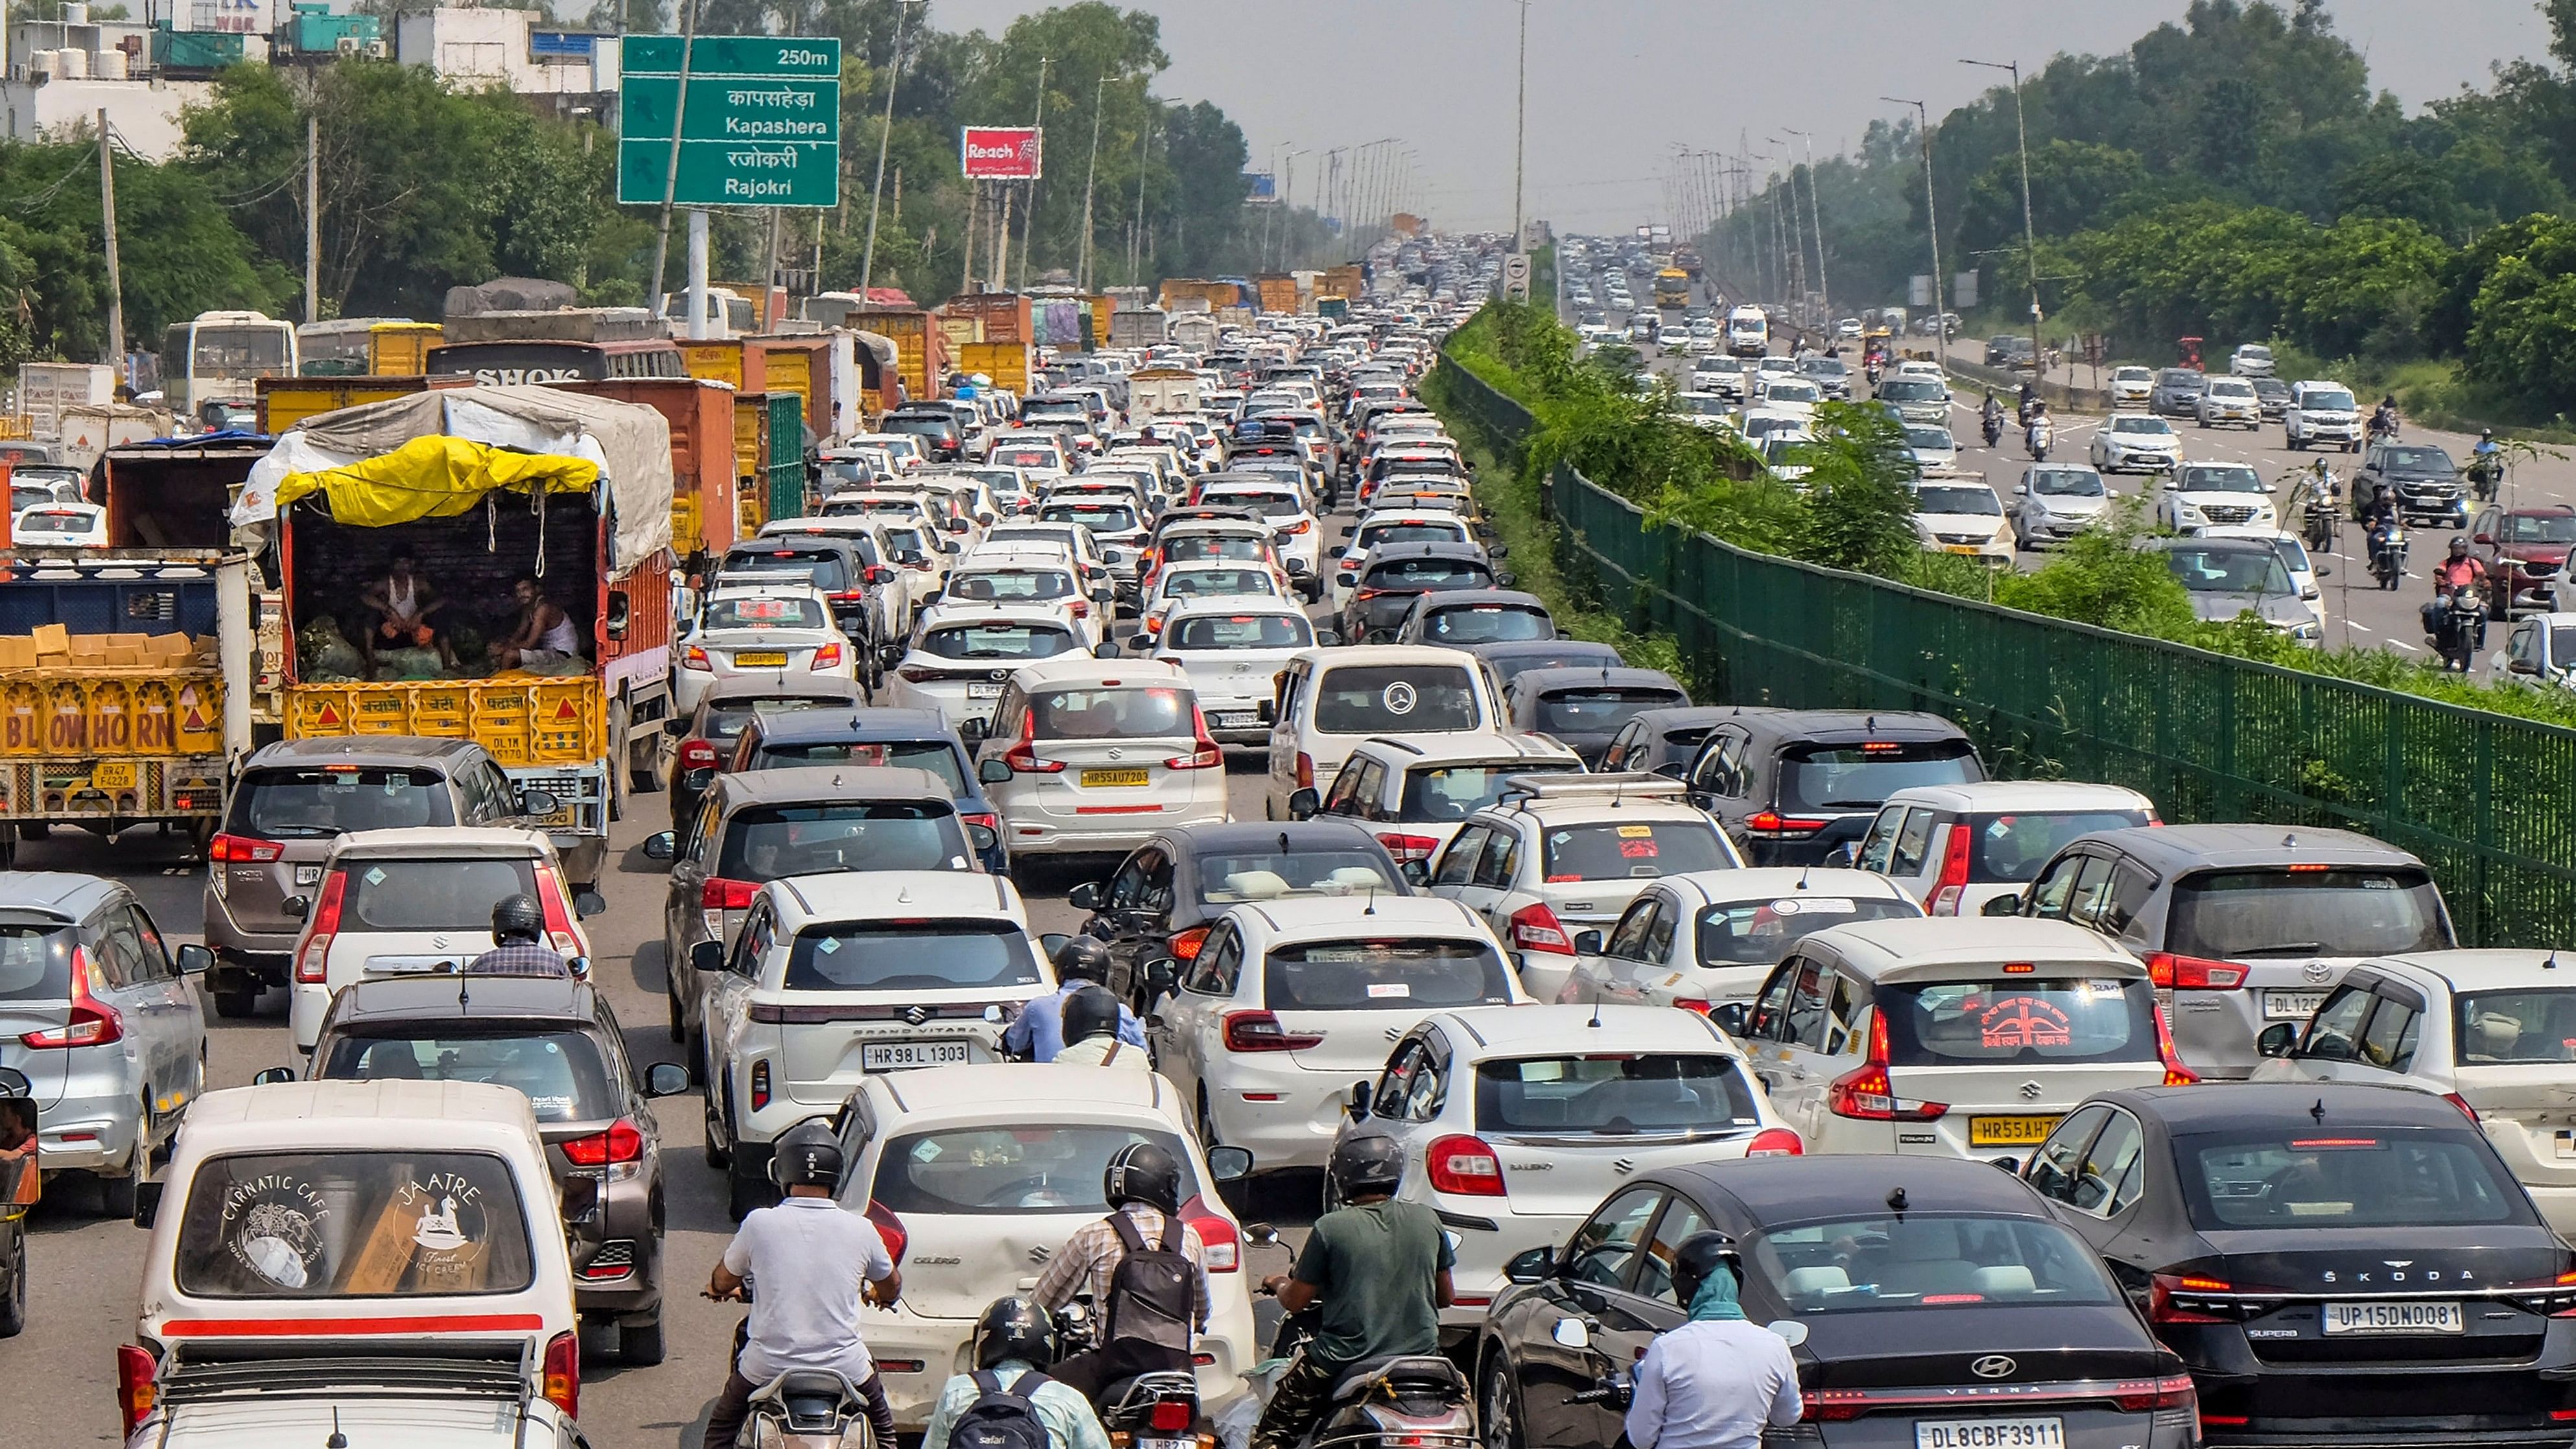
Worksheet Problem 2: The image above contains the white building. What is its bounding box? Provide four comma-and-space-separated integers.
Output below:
0, 76, 215, 159
394, 6, 617, 95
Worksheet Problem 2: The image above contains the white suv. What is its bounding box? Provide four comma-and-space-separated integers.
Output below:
883, 604, 1089, 729
2155, 460, 2278, 534
1292, 731, 1582, 867
1266, 645, 1505, 819
2282, 379, 2362, 453
1850, 782, 2158, 917
2088, 413, 2181, 475
972, 657, 1231, 856
1150, 597, 1320, 746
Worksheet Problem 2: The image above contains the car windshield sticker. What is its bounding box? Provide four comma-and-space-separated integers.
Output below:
394, 1171, 495, 1292
1618, 824, 1653, 838
1769, 897, 1856, 914
1979, 995, 2074, 1050
363, 866, 387, 886
817, 936, 842, 954
222, 1173, 331, 1290
1382, 681, 1418, 716
1367, 982, 1410, 998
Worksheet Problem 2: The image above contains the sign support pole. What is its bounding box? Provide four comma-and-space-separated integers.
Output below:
688, 209, 710, 341
646, 0, 700, 320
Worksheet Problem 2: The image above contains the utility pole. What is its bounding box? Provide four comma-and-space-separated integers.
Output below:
1279, 148, 1307, 268
1884, 96, 1946, 379
95, 112, 124, 371
858, 0, 922, 301
1017, 54, 1047, 289
1077, 73, 1106, 289
960, 180, 978, 292
1511, 0, 1528, 251
646, 0, 699, 320
1128, 112, 1152, 284
303, 111, 318, 325
1784, 128, 1827, 319
1962, 58, 2041, 362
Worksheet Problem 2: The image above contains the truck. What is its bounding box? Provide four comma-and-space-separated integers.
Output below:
561, 377, 740, 568
0, 548, 254, 865
1726, 304, 1771, 358
1109, 308, 1167, 350
254, 375, 460, 436
951, 340, 1032, 397
58, 404, 175, 475
15, 362, 115, 438
1126, 366, 1203, 419
236, 385, 678, 888
97, 437, 286, 725
1673, 246, 1704, 280
1257, 276, 1301, 315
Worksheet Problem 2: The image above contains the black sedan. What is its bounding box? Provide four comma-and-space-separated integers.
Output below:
2022, 1083, 2576, 1446
1479, 1156, 2194, 1449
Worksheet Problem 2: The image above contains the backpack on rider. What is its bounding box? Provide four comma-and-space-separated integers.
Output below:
950, 1370, 1058, 1449
1104, 1214, 1196, 1353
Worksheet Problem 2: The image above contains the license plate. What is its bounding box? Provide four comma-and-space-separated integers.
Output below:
967, 682, 1004, 699
1137, 1439, 1192, 1449
1968, 1114, 2062, 1148
2263, 989, 2327, 1020
1915, 1418, 2063, 1449
1215, 712, 1259, 728
731, 650, 789, 668
2324, 1300, 2464, 1336
91, 762, 137, 790
1081, 768, 1151, 788
294, 864, 324, 887
1942, 544, 1981, 555
862, 1041, 973, 1070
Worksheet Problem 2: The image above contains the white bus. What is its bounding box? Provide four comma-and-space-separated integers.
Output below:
161, 311, 296, 424
1725, 305, 1770, 358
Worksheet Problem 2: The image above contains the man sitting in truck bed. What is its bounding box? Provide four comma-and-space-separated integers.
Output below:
494, 576, 585, 673
359, 547, 459, 680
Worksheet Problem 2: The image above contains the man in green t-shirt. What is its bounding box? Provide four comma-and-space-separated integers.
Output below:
1251, 1136, 1454, 1449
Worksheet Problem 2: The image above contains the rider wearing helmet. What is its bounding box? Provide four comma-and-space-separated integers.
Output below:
921, 1297, 1112, 1449
1249, 1136, 1455, 1449
702, 1121, 903, 1449
1035, 1141, 1212, 1402
1625, 1232, 1801, 1449
1005, 937, 1146, 1062
465, 894, 573, 978
1053, 985, 1148, 1068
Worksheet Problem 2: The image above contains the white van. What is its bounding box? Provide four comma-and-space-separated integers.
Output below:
1264, 644, 1503, 819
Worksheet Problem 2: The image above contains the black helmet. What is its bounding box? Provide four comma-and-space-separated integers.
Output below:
770, 1120, 844, 1191
1054, 935, 1114, 984
1669, 1231, 1743, 1310
491, 893, 545, 945
1102, 1140, 1183, 1215
1063, 985, 1123, 1046
971, 1295, 1058, 1370
1328, 1134, 1406, 1203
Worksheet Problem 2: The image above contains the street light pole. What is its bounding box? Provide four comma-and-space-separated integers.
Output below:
1963, 57, 2041, 366
1511, 0, 1528, 251
1882, 95, 1946, 380
1783, 127, 1828, 320
857, 0, 922, 302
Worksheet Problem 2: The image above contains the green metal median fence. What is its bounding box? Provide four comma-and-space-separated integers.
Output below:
1434, 353, 2576, 948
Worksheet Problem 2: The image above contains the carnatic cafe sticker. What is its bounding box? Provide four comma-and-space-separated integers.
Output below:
1381, 680, 1419, 716
220, 1172, 332, 1290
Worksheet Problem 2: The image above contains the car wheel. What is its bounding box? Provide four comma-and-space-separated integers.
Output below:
726, 1154, 770, 1223
212, 984, 259, 1019
0, 1229, 22, 1337
97, 1163, 137, 1220
1196, 1086, 1222, 1149
1480, 1348, 1524, 1449
622, 1306, 667, 1366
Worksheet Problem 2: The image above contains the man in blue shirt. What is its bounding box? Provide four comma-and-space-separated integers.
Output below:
1006, 937, 1144, 1061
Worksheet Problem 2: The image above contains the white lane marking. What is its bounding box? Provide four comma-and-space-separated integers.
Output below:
2346, 622, 2372, 633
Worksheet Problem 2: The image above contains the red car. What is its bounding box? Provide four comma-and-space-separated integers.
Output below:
2469, 504, 2576, 616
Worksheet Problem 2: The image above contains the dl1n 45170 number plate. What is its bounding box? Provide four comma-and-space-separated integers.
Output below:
1915, 1419, 2063, 1449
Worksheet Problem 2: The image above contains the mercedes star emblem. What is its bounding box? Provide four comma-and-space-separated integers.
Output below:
1970, 1356, 2017, 1380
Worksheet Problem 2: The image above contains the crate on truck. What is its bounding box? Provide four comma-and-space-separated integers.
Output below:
0, 548, 254, 863
230, 385, 677, 888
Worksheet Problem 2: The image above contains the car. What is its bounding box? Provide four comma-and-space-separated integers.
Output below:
1135, 562, 1287, 642
883, 604, 1089, 728
1327, 512, 1476, 611
1194, 478, 1323, 587
1753, 376, 1822, 421
2145, 537, 2321, 642
1850, 781, 2160, 916
2109, 364, 2156, 408
2199, 526, 2322, 607
1594, 705, 1742, 779
10, 501, 106, 547
1035, 496, 1150, 582
1392, 589, 1558, 649
2228, 342, 2276, 377
1996, 823, 2455, 1079
2356, 440, 2468, 528
700, 868, 1049, 1218
1908, 480, 2013, 563
2468, 504, 2575, 617
1873, 375, 1950, 427
1146, 596, 1322, 745
1266, 644, 1506, 819
1729, 916, 2189, 1160
715, 536, 880, 647
1337, 1003, 1796, 1334
674, 584, 858, 717
2149, 368, 2206, 417
2155, 460, 2278, 534
663, 677, 866, 851
1428, 772, 1743, 1004
830, 1063, 1259, 1430
300, 973, 692, 1363
1900, 423, 1959, 475
0, 873, 208, 1216
2283, 379, 2362, 453
1292, 729, 1584, 867
1796, 354, 1853, 399
2250, 374, 2292, 419
939, 549, 1103, 649
1564, 867, 1925, 1011
122, 1356, 589, 1448
1144, 894, 1528, 1174
971, 656, 1231, 858
2021, 1082, 2576, 1447
1499, 665, 1690, 768
1985, 334, 2030, 367
2194, 375, 2262, 429
283, 826, 602, 1053
1478, 1155, 2196, 1449
2090, 413, 2182, 474
202, 738, 558, 1020
1339, 542, 1509, 644
2011, 463, 2112, 549
1682, 707, 1987, 867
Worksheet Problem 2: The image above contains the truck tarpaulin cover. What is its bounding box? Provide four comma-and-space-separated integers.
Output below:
231, 384, 675, 578
269, 435, 599, 528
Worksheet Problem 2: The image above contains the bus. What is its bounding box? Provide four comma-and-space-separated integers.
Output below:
1654, 269, 1692, 308
160, 311, 297, 422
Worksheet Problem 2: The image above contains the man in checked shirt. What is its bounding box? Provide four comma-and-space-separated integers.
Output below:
1030, 1140, 1212, 1406
464, 895, 580, 978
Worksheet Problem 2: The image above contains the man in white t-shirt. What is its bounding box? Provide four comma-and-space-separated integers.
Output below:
702, 1122, 902, 1449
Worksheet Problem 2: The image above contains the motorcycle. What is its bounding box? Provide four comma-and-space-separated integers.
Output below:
2426, 585, 2489, 672
1052, 1293, 1204, 1447
2026, 421, 2052, 462
2470, 453, 2504, 503
2369, 524, 2409, 590
1249, 1235, 1475, 1449
1980, 410, 2004, 447
741, 1371, 878, 1449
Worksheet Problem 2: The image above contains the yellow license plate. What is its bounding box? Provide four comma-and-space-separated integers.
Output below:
1943, 544, 1981, 555
731, 650, 789, 668
1969, 1114, 2062, 1148
91, 762, 137, 790
1080, 768, 1151, 788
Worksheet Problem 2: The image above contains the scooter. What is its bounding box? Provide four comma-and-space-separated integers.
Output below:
1249, 1234, 1474, 1449
2026, 420, 2053, 462
1981, 410, 2004, 448
740, 1370, 878, 1449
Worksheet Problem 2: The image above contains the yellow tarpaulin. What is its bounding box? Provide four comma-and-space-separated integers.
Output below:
272, 435, 602, 530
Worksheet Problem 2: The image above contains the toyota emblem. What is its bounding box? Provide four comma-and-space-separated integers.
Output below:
904, 1005, 930, 1027
1970, 1356, 2016, 1380
2302, 962, 2332, 984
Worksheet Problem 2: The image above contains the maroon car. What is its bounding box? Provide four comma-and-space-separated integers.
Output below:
2470, 504, 2576, 616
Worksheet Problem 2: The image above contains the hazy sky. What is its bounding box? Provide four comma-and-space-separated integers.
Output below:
930, 0, 2553, 231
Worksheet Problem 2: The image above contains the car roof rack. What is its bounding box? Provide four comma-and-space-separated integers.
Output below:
1493, 771, 1690, 807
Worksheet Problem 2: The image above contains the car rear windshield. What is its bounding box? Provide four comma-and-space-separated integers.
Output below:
228, 766, 456, 836
993, 448, 1056, 469
727, 550, 851, 593
1775, 739, 1981, 814
1399, 761, 1583, 820
949, 571, 1075, 604
1032, 685, 1192, 740
1207, 492, 1303, 519
705, 596, 827, 631
1749, 1214, 2118, 1314
1161, 568, 1278, 600
1356, 521, 1467, 552
784, 919, 1041, 992
318, 1028, 615, 1124
873, 1125, 1198, 1216
1535, 687, 1690, 736
339, 857, 539, 932
1473, 1054, 1758, 1136
1169, 613, 1310, 650
1198, 849, 1398, 904
2456, 989, 2576, 1064
920, 622, 1077, 661
1542, 820, 1734, 881
1880, 977, 2158, 1065
2180, 1129, 2529, 1229
1695, 895, 1922, 966
1041, 504, 1137, 533
1313, 665, 1481, 734
1968, 810, 2155, 883
703, 698, 852, 747
1419, 604, 1551, 645
1364, 556, 1492, 589
176, 1149, 534, 1297
754, 738, 965, 793
720, 802, 971, 880
1263, 937, 1514, 1010
1877, 380, 1943, 401
0, 923, 71, 1002
2166, 867, 2450, 960
15, 510, 92, 534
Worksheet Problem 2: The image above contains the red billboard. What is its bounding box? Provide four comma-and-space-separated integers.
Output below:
960, 126, 1044, 180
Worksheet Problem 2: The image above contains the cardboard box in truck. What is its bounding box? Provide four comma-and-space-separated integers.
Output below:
16, 362, 115, 438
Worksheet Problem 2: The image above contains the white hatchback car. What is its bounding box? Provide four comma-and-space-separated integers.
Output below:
1145, 895, 1528, 1174
1330, 1004, 1797, 1330
1294, 731, 1583, 868
1851, 782, 2160, 917
1563, 867, 1926, 1011
883, 605, 1090, 729
833, 1064, 1259, 1429
1149, 598, 1320, 746
971, 657, 1231, 856
676, 585, 857, 716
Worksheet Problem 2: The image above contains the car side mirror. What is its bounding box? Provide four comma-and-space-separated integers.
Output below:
1126, 634, 1153, 651
132, 1177, 163, 1229
979, 757, 1013, 784
1711, 1001, 1751, 1036
1991, 1156, 2022, 1175
1571, 929, 1604, 956
1313, 628, 1342, 646
175, 943, 212, 976
517, 789, 559, 818
1824, 842, 1859, 868
966, 821, 999, 855
1347, 1079, 1372, 1117
2257, 1022, 2299, 1057
1094, 639, 1122, 659
250, 1065, 298, 1086
1206, 1145, 1253, 1183
1143, 956, 1179, 1000
1980, 891, 2024, 917
1286, 787, 1321, 820
1506, 1246, 1556, 1285
644, 831, 677, 860
1067, 880, 1103, 911
1399, 858, 1431, 888
958, 716, 990, 746
664, 715, 690, 736
573, 890, 606, 919
1495, 571, 1518, 588
690, 940, 725, 981
281, 895, 310, 921
644, 1061, 691, 1098
605, 589, 631, 642
1487, 543, 1508, 558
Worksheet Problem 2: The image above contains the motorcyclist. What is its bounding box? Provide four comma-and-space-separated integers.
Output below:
2425, 537, 2492, 647
1033, 1142, 1211, 1403
2471, 428, 2505, 495
464, 895, 572, 978
702, 1121, 902, 1449
2369, 395, 2399, 442
1053, 987, 1149, 1068
2015, 380, 2038, 422
1624, 1233, 1802, 1449
1004, 937, 1146, 1062
921, 1297, 1111, 1449
2024, 403, 2052, 460
1249, 1137, 1454, 1449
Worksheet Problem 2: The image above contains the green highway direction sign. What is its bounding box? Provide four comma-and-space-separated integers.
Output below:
617, 36, 841, 208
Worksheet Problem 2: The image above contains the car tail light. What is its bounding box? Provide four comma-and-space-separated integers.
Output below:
1170, 926, 1210, 961
1004, 738, 1065, 774
1069, 598, 1091, 618
750, 1058, 771, 1111
1508, 902, 1576, 956
866, 1198, 909, 1264
22, 944, 122, 1048
681, 644, 712, 671
897, 664, 946, 683
1826, 1014, 1946, 1121
541, 1330, 579, 1417
1150, 1399, 1195, 1432
117, 1344, 157, 1433
2110, 1374, 2199, 1415
1181, 1193, 1240, 1271
207, 833, 282, 863
2149, 1273, 2243, 1324
1167, 707, 1223, 770
2153, 1001, 2200, 1087
701, 877, 760, 912
2144, 951, 2247, 989
2507, 1268, 2576, 1315
1929, 823, 1973, 915
1294, 753, 1315, 788
561, 1118, 645, 1166
1744, 810, 1830, 838
679, 738, 722, 773
292, 871, 347, 985
533, 871, 582, 956
1222, 1010, 1324, 1052
827, 591, 868, 611
1744, 1127, 1803, 1157
809, 642, 844, 670
2445, 1091, 2481, 1124
1426, 1135, 1506, 1196
1376, 832, 1441, 863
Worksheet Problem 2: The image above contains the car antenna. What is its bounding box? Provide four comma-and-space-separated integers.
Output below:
1797, 864, 1814, 890
1885, 1185, 1908, 1219
327, 1408, 348, 1449
2549, 950, 2562, 971
2310, 1097, 2326, 1124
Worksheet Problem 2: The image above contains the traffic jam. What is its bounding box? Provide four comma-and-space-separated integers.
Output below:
6, 229, 2573, 1449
